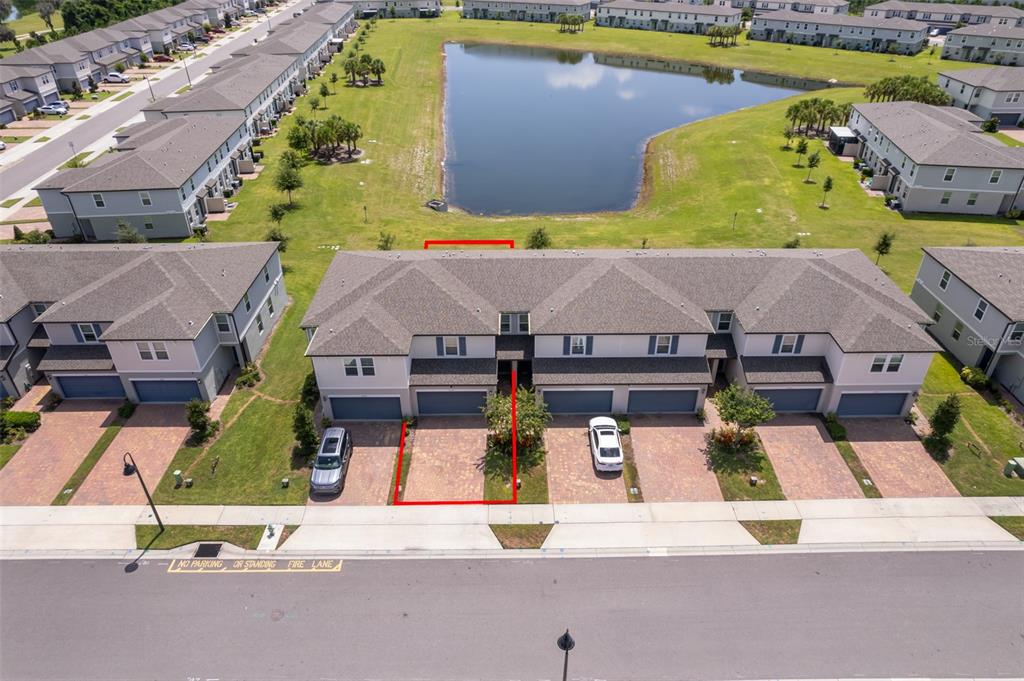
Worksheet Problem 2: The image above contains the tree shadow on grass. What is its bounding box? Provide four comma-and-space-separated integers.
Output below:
703, 435, 768, 476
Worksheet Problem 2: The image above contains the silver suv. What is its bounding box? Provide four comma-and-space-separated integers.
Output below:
310, 427, 352, 496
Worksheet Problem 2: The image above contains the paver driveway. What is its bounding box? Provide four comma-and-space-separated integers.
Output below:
403, 416, 486, 502
758, 415, 864, 500
309, 422, 401, 505
629, 415, 722, 502
0, 401, 117, 505
845, 418, 959, 497
545, 416, 627, 504
71, 406, 189, 505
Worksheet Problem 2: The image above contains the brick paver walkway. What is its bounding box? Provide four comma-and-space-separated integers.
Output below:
545, 416, 627, 504
629, 415, 723, 502
0, 401, 117, 505
403, 416, 486, 502
10, 385, 50, 413
758, 415, 864, 500
70, 406, 188, 505
310, 422, 401, 505
845, 419, 959, 497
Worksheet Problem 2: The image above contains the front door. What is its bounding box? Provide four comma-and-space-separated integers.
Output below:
80, 219, 96, 241
978, 347, 995, 373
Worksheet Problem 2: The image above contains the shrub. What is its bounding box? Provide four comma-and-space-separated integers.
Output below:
301, 372, 319, 408
265, 225, 289, 252
613, 415, 630, 435
117, 400, 136, 421
235, 362, 261, 388
2, 411, 41, 433
115, 223, 145, 243
783, 236, 801, 249
925, 394, 961, 462
21, 230, 51, 244
377, 231, 395, 251
1007, 208, 1022, 219
293, 403, 319, 455
695, 407, 706, 423
526, 227, 552, 249
12, 225, 24, 241
980, 117, 999, 133
482, 388, 550, 477
185, 399, 215, 443
960, 366, 990, 389
823, 412, 846, 441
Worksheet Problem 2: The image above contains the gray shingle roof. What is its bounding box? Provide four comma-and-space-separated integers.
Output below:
145, 53, 296, 114
35, 116, 245, 192
602, 0, 741, 15
305, 249, 937, 356
922, 247, 1024, 320
939, 66, 1024, 93
869, 0, 1024, 18
740, 355, 833, 384
533, 356, 712, 385
949, 22, 1024, 39
408, 358, 498, 386
0, 243, 279, 340
852, 102, 1024, 169
756, 9, 926, 30
467, 0, 591, 6
37, 344, 115, 372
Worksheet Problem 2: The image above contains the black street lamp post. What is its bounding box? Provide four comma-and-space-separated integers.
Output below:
557, 629, 575, 681
123, 452, 163, 532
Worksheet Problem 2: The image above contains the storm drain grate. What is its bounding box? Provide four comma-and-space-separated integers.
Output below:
194, 543, 223, 558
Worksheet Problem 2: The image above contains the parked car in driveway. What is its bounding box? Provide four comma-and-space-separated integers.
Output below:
588, 417, 624, 472
310, 427, 353, 496
103, 72, 130, 84
154, 53, 174, 62
178, 42, 196, 51
37, 103, 68, 115
0, 140, 6, 151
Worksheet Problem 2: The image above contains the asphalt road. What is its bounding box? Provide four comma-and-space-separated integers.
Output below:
1, 550, 1021, 680
0, 1, 305, 196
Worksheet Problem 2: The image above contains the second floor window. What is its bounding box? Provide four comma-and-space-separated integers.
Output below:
773, 334, 801, 354
139, 191, 152, 206
974, 299, 988, 321
1009, 322, 1024, 343
31, 303, 48, 317
716, 311, 733, 332
92, 193, 105, 208
137, 342, 169, 360
443, 336, 460, 356
76, 323, 98, 343
215, 314, 231, 333
942, 168, 955, 182
990, 169, 1002, 184
243, 293, 251, 312
344, 357, 375, 376
654, 335, 672, 354
499, 312, 529, 335
939, 270, 950, 290
870, 354, 903, 373
570, 335, 586, 355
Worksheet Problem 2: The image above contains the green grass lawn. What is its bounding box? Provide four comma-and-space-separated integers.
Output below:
0, 198, 22, 208
25, 196, 41, 207
6, 10, 63, 36
112, 91, 135, 102
919, 354, 1024, 497
52, 423, 123, 505
741, 519, 801, 544
0, 444, 20, 471
160, 16, 1022, 504
989, 131, 1024, 148
707, 439, 785, 501
60, 152, 92, 169
834, 438, 882, 498
0, 136, 30, 144
990, 517, 1024, 541
484, 454, 549, 503
136, 524, 265, 549
490, 524, 552, 548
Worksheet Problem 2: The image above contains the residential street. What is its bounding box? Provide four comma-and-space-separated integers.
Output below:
1, 551, 1021, 680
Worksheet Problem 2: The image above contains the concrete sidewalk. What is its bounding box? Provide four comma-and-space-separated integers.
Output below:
0, 497, 1020, 554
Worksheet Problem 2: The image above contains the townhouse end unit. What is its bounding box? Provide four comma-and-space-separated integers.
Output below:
0, 64, 60, 124
750, 0, 848, 15
35, 115, 255, 241
463, 0, 589, 22
748, 11, 928, 54
0, 243, 287, 403
344, 0, 441, 19
940, 66, 1024, 127
595, 1, 742, 34
942, 23, 1024, 66
864, 1, 1024, 34
847, 102, 1024, 216
301, 249, 938, 422
910, 247, 1024, 404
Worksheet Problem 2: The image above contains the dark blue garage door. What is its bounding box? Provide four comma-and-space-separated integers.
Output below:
417, 391, 487, 415
543, 390, 613, 414
755, 388, 822, 412
837, 392, 908, 417
133, 380, 202, 403
0, 109, 15, 125
627, 389, 698, 414
56, 375, 126, 399
330, 396, 402, 420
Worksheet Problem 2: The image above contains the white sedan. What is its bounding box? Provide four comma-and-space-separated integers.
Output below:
103, 72, 130, 83
588, 416, 624, 472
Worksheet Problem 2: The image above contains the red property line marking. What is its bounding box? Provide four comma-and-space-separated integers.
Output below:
392, 369, 518, 506
422, 239, 515, 249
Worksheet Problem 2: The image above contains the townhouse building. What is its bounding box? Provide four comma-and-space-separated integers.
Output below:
463, 0, 589, 22
0, 243, 286, 403
35, 115, 254, 241
302, 249, 938, 421
910, 247, 1024, 404
847, 102, 1024, 215
346, 0, 441, 18
939, 66, 1024, 126
0, 64, 60, 122
596, 1, 742, 34
863, 0, 1024, 32
942, 23, 1024, 65
182, 0, 241, 26
748, 11, 928, 53
751, 0, 848, 15
142, 53, 301, 136
300, 2, 357, 39
111, 7, 206, 54
229, 20, 334, 81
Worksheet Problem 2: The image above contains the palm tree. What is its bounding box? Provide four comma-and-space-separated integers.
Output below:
820, 176, 833, 208
873, 230, 895, 265
330, 72, 338, 94
342, 120, 362, 157
805, 150, 821, 182
343, 58, 358, 85
371, 58, 386, 85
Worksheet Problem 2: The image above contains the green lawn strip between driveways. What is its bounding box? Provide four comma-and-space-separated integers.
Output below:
989, 517, 1024, 541
112, 91, 134, 102
483, 454, 549, 504
51, 423, 123, 505
918, 354, 1024, 497
136, 524, 265, 550
153, 397, 309, 505
25, 197, 41, 207
708, 439, 785, 501
0, 198, 21, 208
60, 152, 92, 169
0, 444, 20, 471
388, 427, 413, 504
833, 438, 883, 499
988, 132, 1024, 148
741, 520, 801, 544
490, 524, 553, 549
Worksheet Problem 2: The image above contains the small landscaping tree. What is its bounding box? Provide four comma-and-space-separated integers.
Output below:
820, 175, 833, 208
980, 117, 999, 133
319, 82, 329, 99
266, 220, 289, 252
185, 399, 216, 444
782, 127, 795, 149
804, 150, 821, 182
279, 149, 304, 169
924, 394, 960, 461
526, 226, 552, 249
873, 230, 896, 265
308, 95, 320, 113
330, 71, 338, 94
274, 164, 303, 206
377, 231, 396, 251
287, 124, 310, 152
482, 387, 550, 478
714, 383, 775, 434
783, 235, 801, 248
115, 222, 145, 243
292, 403, 319, 456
